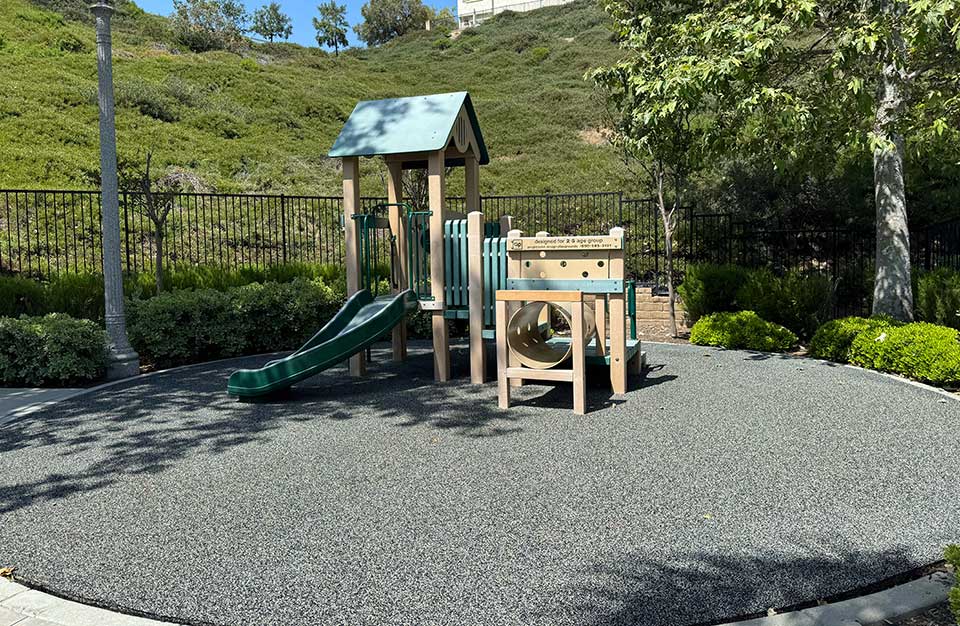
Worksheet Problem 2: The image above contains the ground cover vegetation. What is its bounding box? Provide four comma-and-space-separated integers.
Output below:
3, 0, 957, 233
947, 544, 960, 624
1, 0, 634, 198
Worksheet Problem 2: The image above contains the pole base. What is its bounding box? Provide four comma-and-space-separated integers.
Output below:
106, 350, 140, 381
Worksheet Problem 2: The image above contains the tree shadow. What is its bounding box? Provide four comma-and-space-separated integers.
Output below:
0, 345, 533, 515
556, 545, 928, 626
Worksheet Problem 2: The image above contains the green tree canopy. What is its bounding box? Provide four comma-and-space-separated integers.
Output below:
593, 0, 960, 321
313, 1, 349, 54
427, 6, 457, 32
251, 2, 293, 42
354, 0, 430, 46
171, 0, 248, 52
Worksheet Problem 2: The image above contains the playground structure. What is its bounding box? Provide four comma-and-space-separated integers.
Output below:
496, 228, 644, 414
228, 92, 642, 408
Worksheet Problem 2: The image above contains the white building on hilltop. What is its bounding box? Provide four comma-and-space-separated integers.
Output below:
457, 0, 576, 28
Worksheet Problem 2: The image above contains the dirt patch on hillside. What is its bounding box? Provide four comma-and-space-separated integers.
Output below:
578, 128, 610, 146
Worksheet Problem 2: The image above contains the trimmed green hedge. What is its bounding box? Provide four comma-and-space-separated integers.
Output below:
689, 311, 798, 352
678, 263, 833, 339
848, 322, 960, 387
808, 316, 901, 363
127, 278, 344, 368
0, 314, 108, 386
946, 545, 960, 625
0, 262, 349, 322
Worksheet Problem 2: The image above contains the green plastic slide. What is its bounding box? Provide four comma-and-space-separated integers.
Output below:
227, 289, 419, 398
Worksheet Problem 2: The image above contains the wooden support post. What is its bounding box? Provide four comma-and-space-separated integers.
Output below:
468, 211, 485, 383
428, 150, 450, 382
609, 227, 626, 394
506, 228, 523, 387
499, 214, 512, 235
342, 157, 366, 377
387, 161, 407, 362
571, 296, 586, 415
496, 299, 510, 408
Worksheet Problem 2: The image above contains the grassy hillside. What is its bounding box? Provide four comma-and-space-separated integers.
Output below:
0, 0, 634, 196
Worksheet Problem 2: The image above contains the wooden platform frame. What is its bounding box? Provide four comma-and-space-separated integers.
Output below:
496, 290, 588, 415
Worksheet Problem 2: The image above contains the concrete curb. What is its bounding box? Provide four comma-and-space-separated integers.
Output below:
0, 578, 177, 625
716, 570, 955, 626
0, 351, 287, 428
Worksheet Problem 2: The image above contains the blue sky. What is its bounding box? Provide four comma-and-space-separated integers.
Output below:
135, 0, 452, 48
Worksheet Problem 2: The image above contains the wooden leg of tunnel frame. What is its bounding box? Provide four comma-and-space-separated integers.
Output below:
593, 295, 606, 357
507, 300, 523, 388
571, 295, 586, 415
609, 291, 627, 394
496, 299, 510, 409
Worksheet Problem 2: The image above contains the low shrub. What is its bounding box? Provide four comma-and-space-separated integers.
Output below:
946, 545, 960, 624
677, 263, 749, 322
127, 278, 345, 368
849, 322, 960, 387
0, 314, 107, 386
808, 316, 900, 363
678, 264, 833, 339
46, 273, 105, 320
530, 46, 550, 63
916, 268, 960, 330
689, 311, 798, 352
0, 276, 47, 318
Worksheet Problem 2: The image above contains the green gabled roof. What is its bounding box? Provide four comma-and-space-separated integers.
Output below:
328, 92, 489, 167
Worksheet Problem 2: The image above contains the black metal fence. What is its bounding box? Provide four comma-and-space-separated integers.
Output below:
1, 188, 956, 314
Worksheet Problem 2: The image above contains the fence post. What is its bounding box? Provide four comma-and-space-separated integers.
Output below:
121, 190, 130, 273
280, 194, 288, 265
545, 194, 551, 232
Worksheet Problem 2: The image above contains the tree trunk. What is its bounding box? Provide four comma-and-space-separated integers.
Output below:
655, 172, 679, 338
154, 230, 164, 295
663, 220, 678, 338
871, 50, 914, 321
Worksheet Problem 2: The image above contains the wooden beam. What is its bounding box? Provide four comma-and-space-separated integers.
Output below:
495, 290, 584, 303
504, 367, 574, 382
387, 160, 407, 362
428, 149, 450, 382
342, 157, 365, 377
468, 210, 485, 383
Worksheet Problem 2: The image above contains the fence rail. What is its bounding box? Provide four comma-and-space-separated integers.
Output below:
1, 189, 956, 317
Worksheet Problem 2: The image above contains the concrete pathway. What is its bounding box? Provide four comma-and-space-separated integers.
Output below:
0, 389, 84, 426
0, 578, 174, 626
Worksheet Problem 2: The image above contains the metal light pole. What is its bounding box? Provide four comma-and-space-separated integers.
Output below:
92, 2, 139, 380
